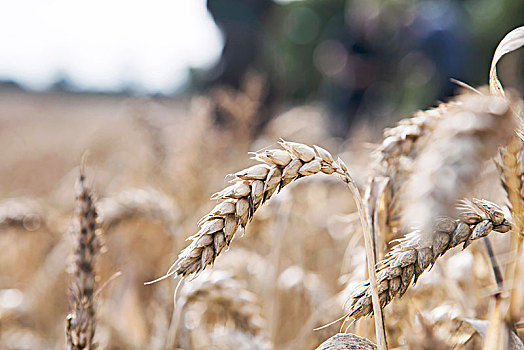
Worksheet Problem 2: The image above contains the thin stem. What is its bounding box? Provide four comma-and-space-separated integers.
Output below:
482, 237, 505, 350
505, 233, 523, 344
344, 175, 388, 350
483, 237, 504, 292
268, 197, 292, 345
483, 294, 504, 350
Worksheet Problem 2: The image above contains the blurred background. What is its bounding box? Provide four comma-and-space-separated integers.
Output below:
1, 0, 523, 134
0, 0, 523, 349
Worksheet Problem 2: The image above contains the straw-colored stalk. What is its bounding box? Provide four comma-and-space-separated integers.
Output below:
497, 137, 524, 323
486, 25, 524, 347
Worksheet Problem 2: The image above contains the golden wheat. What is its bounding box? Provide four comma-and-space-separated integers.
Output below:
170, 140, 353, 278
346, 199, 511, 320
65, 172, 102, 350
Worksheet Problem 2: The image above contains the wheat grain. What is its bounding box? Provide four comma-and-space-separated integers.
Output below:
66, 172, 102, 350
346, 199, 511, 321
170, 140, 352, 277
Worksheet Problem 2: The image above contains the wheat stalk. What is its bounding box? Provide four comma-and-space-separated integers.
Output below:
66, 172, 102, 350
346, 199, 511, 321
483, 25, 524, 348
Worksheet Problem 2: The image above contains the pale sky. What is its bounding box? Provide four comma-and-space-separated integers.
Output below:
0, 0, 223, 93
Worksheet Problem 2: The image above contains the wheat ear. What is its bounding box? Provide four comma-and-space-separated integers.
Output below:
377, 101, 454, 241
346, 199, 511, 321
66, 172, 102, 350
168, 140, 352, 278
402, 93, 515, 242
163, 140, 388, 346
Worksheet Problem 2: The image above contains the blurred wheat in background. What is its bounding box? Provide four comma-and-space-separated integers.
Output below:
1, 1, 524, 349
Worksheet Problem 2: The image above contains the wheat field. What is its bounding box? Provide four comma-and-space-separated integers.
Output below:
1, 27, 524, 350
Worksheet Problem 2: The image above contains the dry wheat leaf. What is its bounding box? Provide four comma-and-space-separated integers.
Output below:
490, 26, 524, 96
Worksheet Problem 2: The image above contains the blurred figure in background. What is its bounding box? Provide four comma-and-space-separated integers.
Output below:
199, 0, 523, 137
205, 0, 274, 90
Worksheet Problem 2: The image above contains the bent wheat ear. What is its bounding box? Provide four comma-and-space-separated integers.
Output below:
346, 199, 511, 321
171, 141, 351, 277
402, 93, 515, 244
66, 172, 102, 350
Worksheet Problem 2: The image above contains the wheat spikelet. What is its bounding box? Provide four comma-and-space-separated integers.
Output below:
97, 187, 179, 236
170, 140, 352, 277
402, 93, 515, 242
65, 172, 102, 350
0, 197, 44, 231
316, 333, 377, 350
346, 199, 511, 321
